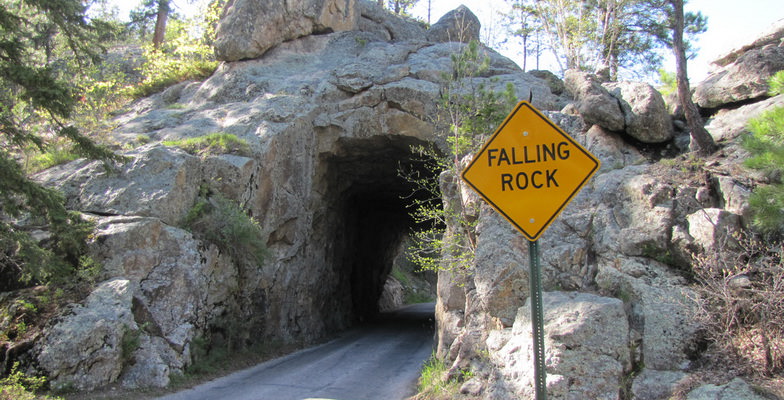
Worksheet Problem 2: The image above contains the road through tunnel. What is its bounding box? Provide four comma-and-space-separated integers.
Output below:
320, 134, 439, 324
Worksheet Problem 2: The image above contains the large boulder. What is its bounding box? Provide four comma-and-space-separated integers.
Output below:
564, 70, 674, 142
35, 216, 242, 390
427, 5, 481, 43
595, 258, 699, 371
487, 292, 630, 399
694, 45, 784, 109
604, 81, 674, 143
564, 69, 625, 132
711, 19, 784, 68
357, 0, 425, 41
214, 0, 359, 61
686, 378, 769, 400
687, 208, 743, 252
37, 279, 136, 391
705, 94, 784, 142
35, 145, 202, 226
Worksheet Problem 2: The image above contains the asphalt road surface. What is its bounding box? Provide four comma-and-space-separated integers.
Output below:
158, 303, 435, 400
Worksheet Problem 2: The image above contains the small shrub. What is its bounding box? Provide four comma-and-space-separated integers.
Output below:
657, 68, 677, 98
183, 192, 267, 267
76, 255, 102, 284
186, 336, 229, 376
391, 267, 410, 286
163, 133, 251, 157
768, 70, 784, 97
691, 232, 784, 376
0, 363, 62, 400
403, 40, 517, 277
121, 325, 141, 362
742, 106, 784, 235
404, 291, 434, 304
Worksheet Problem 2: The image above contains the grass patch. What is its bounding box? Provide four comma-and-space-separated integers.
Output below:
412, 354, 463, 400
163, 133, 251, 157
23, 143, 81, 174
127, 57, 217, 99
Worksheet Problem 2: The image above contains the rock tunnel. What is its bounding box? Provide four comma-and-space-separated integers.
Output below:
319, 134, 438, 323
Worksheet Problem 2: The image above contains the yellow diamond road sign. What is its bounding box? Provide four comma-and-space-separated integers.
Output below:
462, 101, 600, 241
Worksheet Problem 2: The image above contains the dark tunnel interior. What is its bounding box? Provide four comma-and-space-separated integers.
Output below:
322, 135, 439, 323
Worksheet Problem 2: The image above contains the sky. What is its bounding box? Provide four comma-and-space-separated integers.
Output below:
105, 0, 783, 84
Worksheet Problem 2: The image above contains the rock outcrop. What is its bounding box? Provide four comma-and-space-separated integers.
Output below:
564, 69, 673, 143
215, 0, 360, 61
694, 19, 784, 109
694, 45, 784, 109
426, 5, 481, 44
431, 22, 778, 400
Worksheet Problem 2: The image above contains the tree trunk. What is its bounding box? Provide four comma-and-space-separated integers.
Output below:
671, 0, 717, 155
152, 0, 170, 48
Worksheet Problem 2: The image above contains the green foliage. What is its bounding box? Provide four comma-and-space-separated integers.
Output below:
385, 0, 418, 16
120, 325, 142, 362
185, 336, 226, 375
0, 170, 96, 288
742, 86, 784, 234
163, 133, 251, 157
183, 191, 267, 267
0, 0, 121, 290
747, 184, 784, 236
0, 363, 62, 400
404, 291, 434, 304
76, 255, 102, 284
657, 69, 678, 98
769, 70, 784, 96
404, 40, 516, 276
22, 140, 80, 174
126, 17, 218, 98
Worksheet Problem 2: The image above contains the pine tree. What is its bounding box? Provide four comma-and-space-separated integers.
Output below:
670, 0, 717, 155
0, 0, 120, 288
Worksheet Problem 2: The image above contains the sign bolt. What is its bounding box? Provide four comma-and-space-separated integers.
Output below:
530, 218, 535, 223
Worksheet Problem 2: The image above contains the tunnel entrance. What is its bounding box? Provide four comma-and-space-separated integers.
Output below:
321, 134, 439, 323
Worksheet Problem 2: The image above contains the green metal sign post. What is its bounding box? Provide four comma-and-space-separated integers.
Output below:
528, 240, 547, 399
461, 101, 600, 400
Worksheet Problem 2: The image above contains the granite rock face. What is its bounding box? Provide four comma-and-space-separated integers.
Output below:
694, 19, 784, 109
214, 0, 359, 61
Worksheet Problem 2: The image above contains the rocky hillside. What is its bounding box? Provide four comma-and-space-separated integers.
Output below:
7, 0, 782, 397
437, 19, 784, 400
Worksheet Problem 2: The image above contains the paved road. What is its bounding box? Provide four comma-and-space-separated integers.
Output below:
158, 303, 435, 400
